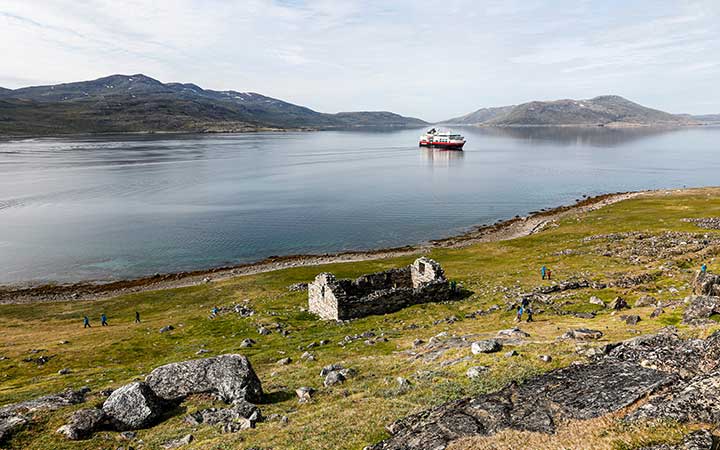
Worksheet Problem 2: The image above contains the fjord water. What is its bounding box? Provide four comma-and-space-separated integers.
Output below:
1, 126, 719, 284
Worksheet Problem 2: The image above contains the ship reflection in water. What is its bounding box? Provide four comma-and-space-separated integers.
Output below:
421, 147, 465, 167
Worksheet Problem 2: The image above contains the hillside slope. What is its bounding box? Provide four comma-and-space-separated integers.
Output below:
443, 95, 698, 127
2, 187, 720, 449
0, 74, 427, 135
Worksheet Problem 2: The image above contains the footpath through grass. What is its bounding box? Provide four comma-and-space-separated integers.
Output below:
2, 187, 720, 449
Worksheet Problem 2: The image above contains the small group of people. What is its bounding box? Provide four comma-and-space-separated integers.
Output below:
83, 311, 141, 328
515, 297, 534, 323
541, 265, 552, 280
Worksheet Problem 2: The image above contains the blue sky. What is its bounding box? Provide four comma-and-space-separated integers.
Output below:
1, 0, 718, 120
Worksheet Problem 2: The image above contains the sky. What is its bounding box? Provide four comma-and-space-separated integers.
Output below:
1, 0, 719, 121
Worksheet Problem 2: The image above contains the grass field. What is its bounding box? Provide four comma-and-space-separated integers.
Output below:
2, 187, 720, 449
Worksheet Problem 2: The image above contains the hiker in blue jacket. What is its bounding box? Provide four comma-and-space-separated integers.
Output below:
541, 265, 547, 280
83, 316, 90, 328
101, 313, 108, 326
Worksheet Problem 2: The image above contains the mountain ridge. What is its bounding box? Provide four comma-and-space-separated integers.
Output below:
442, 95, 715, 127
0, 74, 427, 135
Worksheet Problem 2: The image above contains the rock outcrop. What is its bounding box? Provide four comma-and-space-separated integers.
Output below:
145, 354, 262, 403
683, 295, 720, 325
692, 271, 720, 296
0, 387, 90, 443
102, 382, 164, 431
56, 408, 108, 440
371, 329, 720, 450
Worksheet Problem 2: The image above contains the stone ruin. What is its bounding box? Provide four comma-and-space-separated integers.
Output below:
308, 257, 452, 320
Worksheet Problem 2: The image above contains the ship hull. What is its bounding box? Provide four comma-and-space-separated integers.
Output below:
419, 140, 465, 149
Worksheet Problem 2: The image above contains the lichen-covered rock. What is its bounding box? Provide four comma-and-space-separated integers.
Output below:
635, 296, 657, 307
496, 327, 530, 339
162, 433, 194, 449
561, 328, 604, 340
0, 387, 90, 443
639, 429, 715, 450
102, 382, 163, 431
628, 369, 720, 424
692, 271, 720, 296
324, 371, 346, 387
470, 339, 502, 354
56, 408, 107, 440
608, 296, 629, 310
185, 400, 261, 432
370, 359, 671, 450
296, 386, 315, 403
621, 314, 641, 325
682, 295, 720, 325
145, 354, 263, 403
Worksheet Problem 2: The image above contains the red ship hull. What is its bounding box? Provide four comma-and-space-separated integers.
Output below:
419, 140, 465, 149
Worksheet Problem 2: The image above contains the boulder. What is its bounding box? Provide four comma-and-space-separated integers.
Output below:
466, 366, 488, 379
589, 296, 605, 306
496, 327, 530, 339
562, 328, 604, 340
471, 339, 502, 354
320, 363, 344, 377
159, 325, 174, 333
145, 354, 263, 403
608, 297, 629, 311
296, 387, 315, 403
682, 295, 720, 325
240, 338, 255, 348
185, 400, 261, 432
102, 382, 163, 431
635, 296, 657, 307
0, 387, 90, 443
539, 355, 552, 363
276, 357, 292, 365
162, 433, 194, 449
650, 307, 664, 318
56, 408, 107, 440
621, 315, 641, 326
692, 271, 720, 296
324, 371, 346, 387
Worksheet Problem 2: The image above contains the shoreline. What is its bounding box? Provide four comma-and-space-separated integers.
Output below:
0, 190, 642, 305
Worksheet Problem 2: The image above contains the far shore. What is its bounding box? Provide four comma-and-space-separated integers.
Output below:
0, 189, 645, 305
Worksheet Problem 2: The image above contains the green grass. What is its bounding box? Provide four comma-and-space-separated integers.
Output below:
3, 187, 720, 449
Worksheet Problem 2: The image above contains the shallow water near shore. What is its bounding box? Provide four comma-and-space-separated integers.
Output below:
1, 126, 719, 284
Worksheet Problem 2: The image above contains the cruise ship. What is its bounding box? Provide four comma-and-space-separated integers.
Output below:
418, 128, 466, 149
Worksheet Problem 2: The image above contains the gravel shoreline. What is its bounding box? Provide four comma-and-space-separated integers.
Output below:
0, 190, 642, 305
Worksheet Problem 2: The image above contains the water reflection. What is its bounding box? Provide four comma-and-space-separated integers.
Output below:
459, 126, 679, 147
420, 148, 465, 167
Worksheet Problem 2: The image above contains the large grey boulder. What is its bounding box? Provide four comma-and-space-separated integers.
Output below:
102, 382, 163, 430
470, 339, 502, 354
56, 408, 107, 440
145, 354, 262, 403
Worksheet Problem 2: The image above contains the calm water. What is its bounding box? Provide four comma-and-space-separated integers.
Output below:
1, 126, 719, 284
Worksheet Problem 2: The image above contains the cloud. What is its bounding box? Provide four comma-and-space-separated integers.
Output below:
0, 0, 719, 119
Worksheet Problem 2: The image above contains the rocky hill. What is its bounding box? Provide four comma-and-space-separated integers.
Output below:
0, 74, 427, 135
443, 95, 699, 127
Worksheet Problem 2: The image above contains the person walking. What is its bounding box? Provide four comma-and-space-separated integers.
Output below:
526, 306, 534, 322
547, 269, 552, 280
702, 263, 708, 273
514, 305, 523, 322
83, 316, 91, 328
541, 265, 547, 280
101, 313, 108, 326
135, 311, 141, 323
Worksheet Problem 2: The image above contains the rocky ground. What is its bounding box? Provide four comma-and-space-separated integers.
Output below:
3, 187, 720, 449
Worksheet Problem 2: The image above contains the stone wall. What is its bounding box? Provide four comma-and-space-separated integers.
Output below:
308, 258, 451, 320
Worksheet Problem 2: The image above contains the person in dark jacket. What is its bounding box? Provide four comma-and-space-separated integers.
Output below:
135, 311, 141, 323
101, 313, 108, 326
83, 316, 91, 328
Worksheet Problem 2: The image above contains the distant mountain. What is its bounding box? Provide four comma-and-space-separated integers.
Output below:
442, 105, 516, 125
442, 95, 698, 127
0, 74, 426, 135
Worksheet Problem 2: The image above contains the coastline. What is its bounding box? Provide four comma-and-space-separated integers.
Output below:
0, 190, 642, 305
